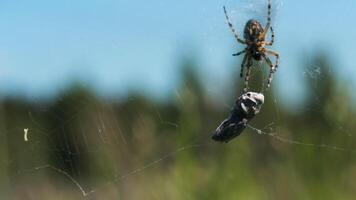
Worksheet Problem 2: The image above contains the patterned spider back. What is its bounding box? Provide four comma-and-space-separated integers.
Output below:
243, 19, 264, 42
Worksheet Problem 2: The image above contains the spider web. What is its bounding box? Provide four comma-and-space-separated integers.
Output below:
1, 88, 219, 199
2, 1, 356, 199
7, 60, 356, 199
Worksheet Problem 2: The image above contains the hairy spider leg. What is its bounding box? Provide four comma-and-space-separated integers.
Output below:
244, 57, 253, 92
263, 55, 275, 87
265, 27, 274, 45
223, 6, 246, 44
265, 49, 279, 72
233, 49, 246, 56
240, 53, 248, 78
263, 0, 272, 36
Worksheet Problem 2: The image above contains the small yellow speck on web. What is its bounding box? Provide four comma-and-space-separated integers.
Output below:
24, 128, 29, 142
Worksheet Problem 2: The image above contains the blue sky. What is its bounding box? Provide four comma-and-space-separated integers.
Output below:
0, 0, 355, 106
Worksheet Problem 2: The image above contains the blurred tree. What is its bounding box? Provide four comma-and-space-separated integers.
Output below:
0, 52, 356, 199
0, 102, 10, 199
44, 86, 100, 187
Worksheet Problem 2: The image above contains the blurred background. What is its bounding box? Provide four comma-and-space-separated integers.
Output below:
1, 0, 356, 199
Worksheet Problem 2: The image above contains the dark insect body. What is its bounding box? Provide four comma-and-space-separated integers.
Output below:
212, 92, 264, 143
224, 0, 280, 91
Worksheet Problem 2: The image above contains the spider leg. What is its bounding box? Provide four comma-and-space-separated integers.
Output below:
263, 55, 275, 87
223, 6, 246, 44
233, 49, 246, 56
244, 56, 252, 92
240, 53, 248, 78
263, 0, 272, 36
265, 49, 279, 72
265, 26, 274, 46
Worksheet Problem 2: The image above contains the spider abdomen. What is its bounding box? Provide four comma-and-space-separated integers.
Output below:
243, 19, 264, 42
244, 19, 265, 60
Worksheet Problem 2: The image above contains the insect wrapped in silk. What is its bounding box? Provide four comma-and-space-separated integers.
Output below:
212, 92, 264, 143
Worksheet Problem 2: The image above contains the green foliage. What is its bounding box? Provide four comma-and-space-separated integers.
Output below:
0, 53, 356, 199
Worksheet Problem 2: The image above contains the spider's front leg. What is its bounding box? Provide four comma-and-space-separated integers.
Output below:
223, 6, 246, 45
265, 27, 274, 46
244, 56, 252, 92
263, 0, 272, 36
233, 49, 246, 57
263, 55, 275, 87
239, 53, 248, 78
265, 49, 279, 72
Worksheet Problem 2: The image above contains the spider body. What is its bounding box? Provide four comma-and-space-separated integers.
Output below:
244, 19, 264, 43
244, 20, 264, 61
224, 0, 280, 91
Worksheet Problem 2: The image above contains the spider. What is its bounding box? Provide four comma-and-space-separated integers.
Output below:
224, 0, 280, 91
